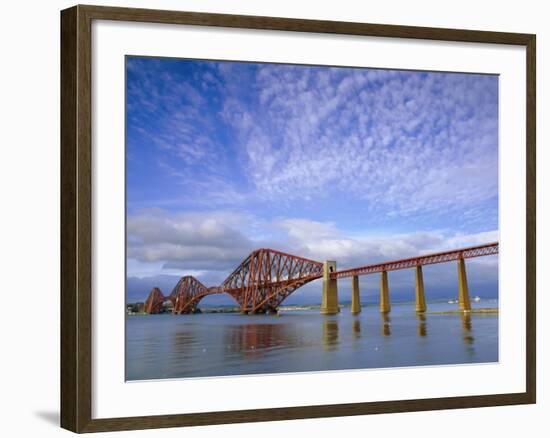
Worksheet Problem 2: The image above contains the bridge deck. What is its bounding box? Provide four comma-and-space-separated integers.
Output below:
331, 242, 498, 279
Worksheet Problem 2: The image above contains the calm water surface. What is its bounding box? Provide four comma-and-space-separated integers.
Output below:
126, 301, 498, 380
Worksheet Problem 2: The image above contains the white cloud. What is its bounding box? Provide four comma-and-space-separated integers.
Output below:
127, 209, 256, 271
275, 217, 498, 271
222, 65, 498, 222
128, 209, 498, 281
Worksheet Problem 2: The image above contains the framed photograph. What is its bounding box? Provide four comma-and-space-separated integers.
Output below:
60, 4, 536, 433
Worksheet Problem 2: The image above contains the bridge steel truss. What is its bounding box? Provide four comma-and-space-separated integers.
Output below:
143, 249, 323, 315
143, 287, 170, 314
170, 276, 224, 314
221, 248, 324, 314
331, 242, 499, 279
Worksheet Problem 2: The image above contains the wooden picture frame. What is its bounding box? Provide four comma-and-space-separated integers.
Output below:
61, 4, 536, 433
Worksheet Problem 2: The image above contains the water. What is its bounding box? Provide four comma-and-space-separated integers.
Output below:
126, 301, 498, 381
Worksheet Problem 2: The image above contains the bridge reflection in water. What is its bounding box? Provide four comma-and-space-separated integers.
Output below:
352, 319, 361, 340
381, 313, 391, 337
126, 305, 495, 380
461, 313, 476, 358
165, 311, 482, 356
170, 312, 478, 357
322, 319, 339, 351
317, 311, 477, 352
417, 313, 427, 337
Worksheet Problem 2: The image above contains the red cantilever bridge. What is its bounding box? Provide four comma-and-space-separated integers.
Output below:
144, 249, 324, 314
144, 242, 498, 315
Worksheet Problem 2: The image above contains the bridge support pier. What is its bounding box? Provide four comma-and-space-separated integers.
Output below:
321, 261, 339, 314
351, 275, 361, 314
415, 265, 427, 313
380, 270, 391, 313
457, 257, 471, 311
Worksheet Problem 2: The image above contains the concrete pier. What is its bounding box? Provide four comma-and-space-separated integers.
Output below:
321, 261, 339, 314
351, 275, 361, 314
457, 257, 472, 311
379, 270, 391, 313
415, 265, 427, 313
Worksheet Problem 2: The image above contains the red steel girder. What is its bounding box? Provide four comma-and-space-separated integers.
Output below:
142, 249, 323, 314
331, 242, 499, 279
170, 276, 223, 314
220, 248, 323, 313
143, 287, 171, 314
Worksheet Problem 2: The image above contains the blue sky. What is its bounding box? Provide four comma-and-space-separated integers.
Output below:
126, 56, 499, 304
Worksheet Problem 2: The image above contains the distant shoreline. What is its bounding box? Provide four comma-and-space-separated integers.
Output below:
127, 303, 499, 316
427, 308, 498, 315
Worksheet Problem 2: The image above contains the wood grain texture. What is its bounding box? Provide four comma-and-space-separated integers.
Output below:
60, 5, 78, 432
79, 3, 534, 44
525, 34, 536, 404
60, 4, 537, 433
